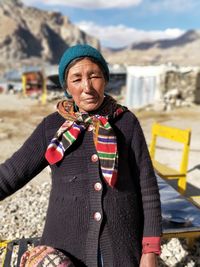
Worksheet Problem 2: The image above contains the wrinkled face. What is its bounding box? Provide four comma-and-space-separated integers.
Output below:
66, 58, 106, 112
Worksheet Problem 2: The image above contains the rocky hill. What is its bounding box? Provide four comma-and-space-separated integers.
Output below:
0, 0, 99, 70
1, 0, 200, 70
103, 30, 200, 66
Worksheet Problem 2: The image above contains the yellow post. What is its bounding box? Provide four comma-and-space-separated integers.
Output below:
149, 124, 157, 159
22, 74, 27, 96
178, 129, 191, 194
0, 240, 10, 266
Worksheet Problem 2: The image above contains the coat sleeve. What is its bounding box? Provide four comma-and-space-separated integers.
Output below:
131, 117, 162, 237
0, 118, 49, 200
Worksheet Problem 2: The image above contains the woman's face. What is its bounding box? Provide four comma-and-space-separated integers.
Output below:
66, 58, 106, 112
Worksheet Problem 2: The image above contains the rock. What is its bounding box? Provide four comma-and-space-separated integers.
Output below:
0, 0, 100, 69
153, 100, 166, 112
0, 132, 10, 140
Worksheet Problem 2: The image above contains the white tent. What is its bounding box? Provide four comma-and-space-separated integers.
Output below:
125, 65, 168, 109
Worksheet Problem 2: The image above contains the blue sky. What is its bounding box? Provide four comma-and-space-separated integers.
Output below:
22, 0, 200, 48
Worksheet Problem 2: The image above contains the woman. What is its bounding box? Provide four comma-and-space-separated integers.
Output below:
0, 44, 162, 267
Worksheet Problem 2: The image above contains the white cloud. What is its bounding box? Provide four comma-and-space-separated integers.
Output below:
76, 21, 185, 48
146, 0, 199, 12
22, 0, 142, 9
22, 0, 200, 11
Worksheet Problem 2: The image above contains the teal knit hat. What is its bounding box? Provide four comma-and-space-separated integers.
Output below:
58, 44, 110, 88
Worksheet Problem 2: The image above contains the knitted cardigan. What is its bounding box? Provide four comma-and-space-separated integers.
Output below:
0, 110, 162, 267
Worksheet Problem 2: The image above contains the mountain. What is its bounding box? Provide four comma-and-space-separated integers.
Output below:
103, 30, 200, 66
129, 30, 200, 50
1, 0, 200, 70
0, 0, 99, 70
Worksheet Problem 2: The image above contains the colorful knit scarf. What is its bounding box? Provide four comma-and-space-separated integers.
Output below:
45, 95, 127, 187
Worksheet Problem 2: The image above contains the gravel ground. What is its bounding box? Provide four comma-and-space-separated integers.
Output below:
0, 181, 199, 267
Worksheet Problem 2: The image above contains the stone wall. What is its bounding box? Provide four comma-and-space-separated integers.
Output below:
161, 67, 200, 110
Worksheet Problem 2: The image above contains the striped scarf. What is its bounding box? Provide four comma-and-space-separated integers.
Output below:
45, 95, 127, 187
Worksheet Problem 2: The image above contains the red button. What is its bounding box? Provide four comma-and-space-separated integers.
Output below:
91, 154, 98, 162
94, 182, 102, 191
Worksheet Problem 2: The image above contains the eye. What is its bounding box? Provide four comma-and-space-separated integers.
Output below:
72, 78, 81, 83
90, 74, 103, 79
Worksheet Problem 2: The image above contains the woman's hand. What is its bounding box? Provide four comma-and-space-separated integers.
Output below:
139, 253, 158, 267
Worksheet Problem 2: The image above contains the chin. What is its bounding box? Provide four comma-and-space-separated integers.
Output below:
81, 103, 101, 112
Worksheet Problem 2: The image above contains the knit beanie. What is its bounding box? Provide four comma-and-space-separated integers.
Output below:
58, 44, 110, 88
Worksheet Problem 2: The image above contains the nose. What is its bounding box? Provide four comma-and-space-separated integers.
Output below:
81, 78, 92, 92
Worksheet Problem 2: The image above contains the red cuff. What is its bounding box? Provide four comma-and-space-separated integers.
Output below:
142, 237, 161, 255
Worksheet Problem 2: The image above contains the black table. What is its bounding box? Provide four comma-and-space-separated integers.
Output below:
158, 175, 200, 239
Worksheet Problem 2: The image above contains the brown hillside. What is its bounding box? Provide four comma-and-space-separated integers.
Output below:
0, 0, 99, 70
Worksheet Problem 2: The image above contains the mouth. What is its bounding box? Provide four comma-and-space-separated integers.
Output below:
83, 96, 97, 103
